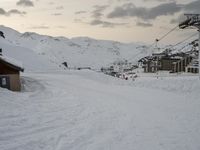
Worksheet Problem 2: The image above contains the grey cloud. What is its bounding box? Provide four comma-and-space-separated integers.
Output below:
143, 0, 175, 2
29, 25, 50, 29
170, 14, 186, 24
8, 9, 26, 15
93, 5, 109, 11
52, 13, 62, 16
170, 18, 179, 24
56, 6, 64, 10
75, 11, 87, 15
90, 19, 127, 28
117, 0, 131, 2
148, 2, 182, 19
0, 8, 26, 16
169, 0, 200, 24
56, 26, 66, 29
92, 5, 109, 19
0, 8, 6, 15
136, 22, 153, 27
16, 0, 34, 7
108, 0, 200, 21
49, 2, 54, 5
184, 0, 200, 13
74, 19, 83, 23
107, 2, 182, 20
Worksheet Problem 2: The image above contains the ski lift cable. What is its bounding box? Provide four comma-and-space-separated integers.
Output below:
169, 33, 198, 49
161, 35, 197, 54
153, 28, 197, 52
156, 25, 179, 42
174, 38, 196, 52
146, 25, 179, 50
142, 24, 189, 56
177, 43, 191, 52
174, 33, 198, 47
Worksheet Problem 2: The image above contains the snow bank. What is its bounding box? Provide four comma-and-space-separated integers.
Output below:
134, 75, 200, 96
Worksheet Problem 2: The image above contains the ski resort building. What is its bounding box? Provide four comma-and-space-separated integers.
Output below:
185, 59, 199, 73
0, 51, 24, 91
139, 52, 194, 73
161, 53, 193, 73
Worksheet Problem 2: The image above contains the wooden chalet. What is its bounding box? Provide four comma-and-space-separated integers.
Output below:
0, 52, 24, 91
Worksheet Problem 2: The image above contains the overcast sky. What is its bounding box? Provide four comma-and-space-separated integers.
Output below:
0, 0, 200, 44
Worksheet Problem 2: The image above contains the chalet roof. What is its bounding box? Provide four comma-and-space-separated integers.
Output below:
152, 51, 166, 55
0, 55, 24, 72
138, 56, 158, 63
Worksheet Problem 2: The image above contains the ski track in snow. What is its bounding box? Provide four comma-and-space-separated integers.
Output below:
0, 71, 200, 150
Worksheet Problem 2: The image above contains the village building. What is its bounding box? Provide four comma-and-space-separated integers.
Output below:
138, 55, 161, 73
161, 53, 193, 73
0, 51, 24, 91
185, 59, 199, 73
139, 51, 194, 73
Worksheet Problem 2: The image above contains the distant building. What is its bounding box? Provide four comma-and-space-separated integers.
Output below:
138, 55, 161, 73
0, 53, 24, 91
139, 52, 194, 73
185, 59, 199, 73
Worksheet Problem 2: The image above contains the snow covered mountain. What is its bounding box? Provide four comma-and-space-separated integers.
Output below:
0, 33, 57, 72
1, 25, 200, 150
0, 25, 149, 71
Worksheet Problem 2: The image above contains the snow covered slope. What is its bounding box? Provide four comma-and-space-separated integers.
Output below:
0, 25, 149, 70
0, 71, 200, 150
0, 37, 57, 72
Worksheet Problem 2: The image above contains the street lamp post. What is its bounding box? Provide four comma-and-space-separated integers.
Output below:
199, 29, 200, 77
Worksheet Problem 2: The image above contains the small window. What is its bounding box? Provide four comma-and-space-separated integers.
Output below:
2, 78, 7, 86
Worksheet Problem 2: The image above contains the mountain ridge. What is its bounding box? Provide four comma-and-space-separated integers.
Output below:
0, 25, 149, 71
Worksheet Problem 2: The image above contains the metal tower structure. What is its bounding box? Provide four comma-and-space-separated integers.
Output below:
179, 14, 200, 77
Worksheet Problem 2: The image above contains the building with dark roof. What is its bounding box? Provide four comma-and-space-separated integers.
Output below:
0, 53, 24, 91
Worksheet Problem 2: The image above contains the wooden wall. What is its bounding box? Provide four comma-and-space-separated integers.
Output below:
0, 62, 21, 91
9, 74, 21, 91
0, 74, 21, 91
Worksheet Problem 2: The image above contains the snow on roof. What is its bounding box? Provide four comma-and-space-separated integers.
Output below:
171, 56, 183, 59
0, 55, 24, 71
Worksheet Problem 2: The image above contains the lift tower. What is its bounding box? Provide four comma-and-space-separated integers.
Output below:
179, 14, 200, 77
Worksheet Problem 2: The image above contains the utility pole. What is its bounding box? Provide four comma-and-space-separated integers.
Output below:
179, 14, 200, 78
199, 30, 200, 77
